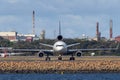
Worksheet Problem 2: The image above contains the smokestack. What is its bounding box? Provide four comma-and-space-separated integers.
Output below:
40, 30, 45, 40
32, 10, 35, 35
110, 19, 113, 39
96, 22, 100, 40
96, 22, 99, 37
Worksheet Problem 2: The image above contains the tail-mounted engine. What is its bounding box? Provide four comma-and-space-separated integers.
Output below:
38, 52, 44, 57
57, 35, 63, 40
75, 51, 82, 57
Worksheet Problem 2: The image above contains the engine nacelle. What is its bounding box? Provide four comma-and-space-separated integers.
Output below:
75, 51, 82, 57
57, 35, 63, 40
38, 52, 44, 57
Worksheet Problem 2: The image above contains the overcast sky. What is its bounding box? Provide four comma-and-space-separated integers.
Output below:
0, 0, 120, 39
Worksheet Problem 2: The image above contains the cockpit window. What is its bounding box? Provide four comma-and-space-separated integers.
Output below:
56, 45, 64, 47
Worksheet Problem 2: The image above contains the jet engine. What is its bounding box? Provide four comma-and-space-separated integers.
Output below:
75, 51, 82, 57
57, 35, 63, 40
38, 52, 44, 57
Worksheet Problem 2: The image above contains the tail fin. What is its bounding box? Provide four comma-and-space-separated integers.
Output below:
59, 21, 61, 35
57, 21, 63, 40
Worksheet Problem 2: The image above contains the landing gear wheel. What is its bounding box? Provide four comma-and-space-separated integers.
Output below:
70, 56, 75, 60
46, 56, 50, 61
58, 56, 62, 60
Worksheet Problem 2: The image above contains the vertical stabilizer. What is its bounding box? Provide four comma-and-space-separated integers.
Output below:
57, 21, 63, 40
59, 21, 61, 35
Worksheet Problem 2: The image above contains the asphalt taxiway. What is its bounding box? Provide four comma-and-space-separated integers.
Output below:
1, 56, 120, 61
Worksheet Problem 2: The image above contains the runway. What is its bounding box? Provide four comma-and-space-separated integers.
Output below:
1, 56, 120, 61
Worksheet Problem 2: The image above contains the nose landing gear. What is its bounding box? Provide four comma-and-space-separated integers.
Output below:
58, 55, 62, 60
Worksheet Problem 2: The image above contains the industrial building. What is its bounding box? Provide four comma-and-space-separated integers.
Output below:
40, 30, 45, 40
115, 36, 120, 42
0, 31, 39, 42
96, 22, 101, 41
0, 31, 17, 42
92, 20, 114, 41
93, 22, 101, 41
17, 34, 36, 42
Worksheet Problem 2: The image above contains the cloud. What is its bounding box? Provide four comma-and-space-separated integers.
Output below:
57, 14, 111, 38
0, 0, 120, 38
44, 0, 120, 15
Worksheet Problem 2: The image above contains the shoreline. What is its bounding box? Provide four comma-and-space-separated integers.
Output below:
1, 70, 120, 74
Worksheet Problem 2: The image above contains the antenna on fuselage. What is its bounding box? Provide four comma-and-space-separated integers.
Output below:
57, 20, 63, 40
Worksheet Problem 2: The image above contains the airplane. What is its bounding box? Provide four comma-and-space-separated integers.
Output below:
0, 21, 119, 60
0, 47, 24, 57
35, 21, 119, 60
0, 52, 23, 57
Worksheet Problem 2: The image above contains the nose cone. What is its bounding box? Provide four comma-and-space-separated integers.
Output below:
56, 46, 64, 51
53, 41, 67, 54
55, 46, 67, 55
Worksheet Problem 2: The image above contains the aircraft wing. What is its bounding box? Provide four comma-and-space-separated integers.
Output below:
9, 52, 25, 55
0, 48, 40, 52
39, 43, 53, 48
0, 47, 12, 50
68, 44, 119, 52
0, 47, 37, 51
67, 43, 80, 47
69, 44, 119, 52
12, 49, 53, 53
0, 47, 53, 53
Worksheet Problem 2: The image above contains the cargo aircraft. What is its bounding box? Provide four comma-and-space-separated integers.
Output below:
0, 47, 24, 57
0, 22, 119, 60
33, 21, 119, 60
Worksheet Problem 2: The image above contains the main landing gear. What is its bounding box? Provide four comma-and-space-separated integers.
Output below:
70, 54, 75, 60
45, 54, 75, 61
45, 55, 50, 61
58, 54, 75, 61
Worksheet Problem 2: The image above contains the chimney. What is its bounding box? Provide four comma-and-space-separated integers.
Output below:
96, 22, 100, 41
110, 19, 113, 39
32, 10, 35, 35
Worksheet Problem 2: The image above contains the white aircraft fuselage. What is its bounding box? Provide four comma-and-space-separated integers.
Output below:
53, 41, 67, 55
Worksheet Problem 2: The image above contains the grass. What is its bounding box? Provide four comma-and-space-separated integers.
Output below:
0, 56, 120, 73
